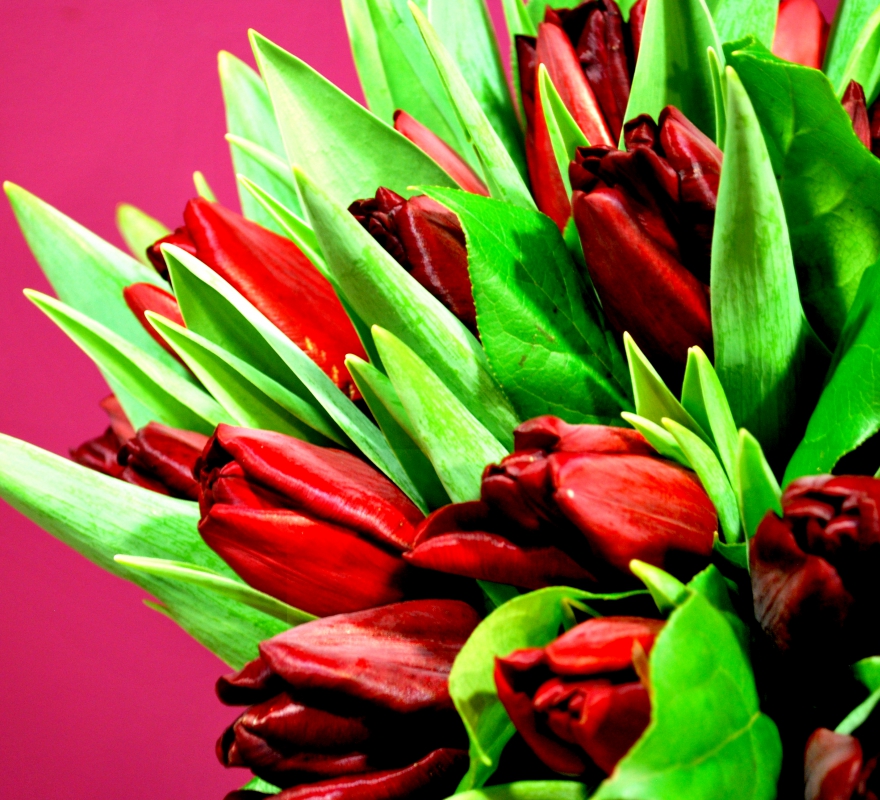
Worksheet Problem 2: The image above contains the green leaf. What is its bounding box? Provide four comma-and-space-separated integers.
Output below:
115, 203, 169, 265
450, 586, 645, 790
705, 0, 776, 49
620, 412, 688, 465
453, 783, 589, 800
825, 0, 880, 89
708, 46, 727, 149
426, 187, 632, 426
147, 312, 340, 446
833, 4, 880, 103
592, 593, 781, 800
250, 30, 456, 206
346, 355, 449, 512
294, 169, 519, 448
0, 435, 287, 668
538, 64, 590, 197
410, 4, 535, 208
623, 0, 722, 140
726, 38, 880, 346
500, 0, 536, 39
629, 560, 689, 613
664, 418, 742, 543
836, 685, 880, 736
193, 171, 217, 202
114, 556, 315, 626
855, 656, 880, 691
373, 327, 508, 504
341, 0, 396, 120
241, 777, 282, 794
784, 258, 880, 483
715, 538, 749, 569
736, 429, 782, 540
711, 67, 828, 459
26, 290, 228, 434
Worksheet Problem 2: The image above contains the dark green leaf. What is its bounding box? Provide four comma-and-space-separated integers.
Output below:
855, 657, 880, 691
115, 203, 169, 266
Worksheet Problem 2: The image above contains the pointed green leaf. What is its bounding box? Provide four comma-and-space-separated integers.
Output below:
630, 560, 689, 613
341, 0, 396, 120
116, 203, 169, 265
193, 171, 217, 202
856, 657, 880, 691
147, 313, 340, 445
825, 0, 880, 89
346, 355, 449, 511
426, 187, 631, 426
737, 429, 782, 540
0, 435, 286, 668
410, 4, 534, 207
712, 68, 829, 459
726, 38, 880, 346
27, 290, 227, 434
250, 30, 456, 206
539, 65, 590, 197
453, 783, 588, 800
241, 777, 283, 794
620, 412, 688, 464
373, 327, 508, 503
623, 0, 722, 140
708, 47, 726, 149
500, 0, 536, 38
833, 4, 880, 104
835, 685, 880, 736
705, 0, 776, 48
294, 169, 519, 448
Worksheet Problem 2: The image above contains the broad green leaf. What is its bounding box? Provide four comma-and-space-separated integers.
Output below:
453, 783, 589, 800
114, 556, 315, 626
623, 0, 722, 140
726, 38, 880, 345
664, 418, 742, 543
250, 31, 456, 206
592, 593, 781, 800
193, 171, 217, 202
834, 4, 880, 103
539, 65, 590, 197
0, 435, 286, 668
341, 0, 396, 120
825, 0, 880, 89
411, 4, 535, 208
620, 412, 688, 464
784, 259, 880, 484
294, 169, 519, 448
162, 246, 418, 499
373, 327, 508, 503
450, 586, 645, 790
736, 429, 782, 540
624, 333, 707, 439
711, 68, 827, 459
147, 313, 340, 445
855, 657, 880, 691
115, 203, 169, 265
705, 0, 776, 48
27, 290, 227, 434
427, 188, 631, 426
5, 183, 181, 373
346, 355, 449, 511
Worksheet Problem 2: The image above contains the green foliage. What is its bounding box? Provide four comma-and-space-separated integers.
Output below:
706, 0, 776, 49
115, 203, 169, 265
736, 429, 782, 540
832, 5, 880, 104
825, 0, 880, 89
426, 187, 631, 426
453, 784, 589, 800
193, 171, 217, 202
341, 0, 396, 120
538, 65, 589, 196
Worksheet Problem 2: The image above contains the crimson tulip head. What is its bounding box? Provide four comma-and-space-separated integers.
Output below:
772, 0, 829, 70
147, 198, 366, 399
751, 475, 880, 655
216, 600, 477, 793
349, 189, 477, 333
495, 616, 664, 776
804, 728, 879, 800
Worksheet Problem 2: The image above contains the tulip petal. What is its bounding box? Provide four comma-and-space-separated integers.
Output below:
123, 282, 188, 365
804, 729, 865, 800
772, 0, 829, 70
514, 416, 655, 456
544, 616, 664, 675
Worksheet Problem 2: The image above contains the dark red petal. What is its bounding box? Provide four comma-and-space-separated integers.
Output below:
123, 282, 187, 364
394, 111, 489, 196
482, 455, 554, 532
842, 81, 872, 150
537, 22, 614, 147
871, 98, 880, 157
258, 600, 480, 713
805, 728, 864, 800
182, 198, 367, 400
146, 225, 197, 280
99, 394, 135, 442
772, 0, 829, 69
217, 656, 281, 705
514, 416, 656, 456
551, 452, 717, 573
628, 0, 647, 60
572, 185, 713, 369
544, 616, 664, 674
70, 427, 127, 478
516, 35, 539, 126
266, 748, 468, 800
658, 106, 722, 211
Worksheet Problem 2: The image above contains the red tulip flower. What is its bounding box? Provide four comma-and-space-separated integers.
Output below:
804, 728, 879, 800
495, 616, 663, 776
772, 0, 829, 70
123, 281, 186, 364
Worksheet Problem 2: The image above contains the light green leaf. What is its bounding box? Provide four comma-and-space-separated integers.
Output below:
410, 4, 535, 208
708, 47, 727, 149
373, 327, 508, 504
630, 560, 689, 613
623, 0, 722, 140
836, 685, 880, 736
193, 171, 217, 202
621, 412, 688, 464
706, 0, 776, 48
341, 0, 396, 120
825, 0, 880, 89
241, 777, 282, 794
736, 429, 782, 540
250, 30, 456, 206
454, 783, 589, 800
427, 187, 631, 426
294, 169, 519, 448
592, 593, 781, 800
27, 290, 227, 434
834, 4, 880, 104
0, 435, 286, 668
115, 203, 169, 266
346, 355, 449, 512
711, 68, 828, 459
147, 312, 340, 445
539, 65, 590, 198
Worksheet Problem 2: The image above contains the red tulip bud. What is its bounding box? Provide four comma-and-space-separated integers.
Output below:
804, 728, 878, 800
772, 0, 829, 69
628, 0, 647, 58
842, 81, 872, 150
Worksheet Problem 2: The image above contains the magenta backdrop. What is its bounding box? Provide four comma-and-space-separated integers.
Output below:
0, 1, 838, 798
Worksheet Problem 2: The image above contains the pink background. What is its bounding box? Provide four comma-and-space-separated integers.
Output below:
0, 1, 837, 798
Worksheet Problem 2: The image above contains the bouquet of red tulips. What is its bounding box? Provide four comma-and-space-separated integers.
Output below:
6, 0, 880, 797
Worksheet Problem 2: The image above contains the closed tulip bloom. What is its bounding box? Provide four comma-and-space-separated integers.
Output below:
495, 616, 663, 776
804, 728, 879, 800
571, 107, 718, 375
842, 81, 872, 150
406, 416, 716, 589
196, 425, 441, 617
751, 475, 880, 656
772, 0, 829, 69
216, 600, 477, 796
349, 189, 477, 333
147, 198, 366, 399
